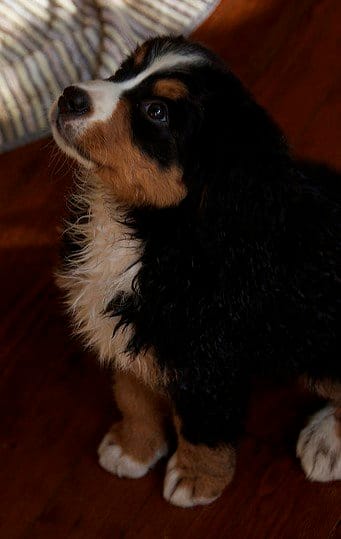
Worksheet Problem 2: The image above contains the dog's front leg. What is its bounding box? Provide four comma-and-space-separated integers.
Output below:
163, 418, 236, 507
98, 372, 170, 478
163, 386, 244, 507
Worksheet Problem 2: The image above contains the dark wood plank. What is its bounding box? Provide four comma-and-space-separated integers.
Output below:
1, 1, 340, 537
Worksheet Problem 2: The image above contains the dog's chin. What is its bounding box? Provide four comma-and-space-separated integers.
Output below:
49, 102, 94, 170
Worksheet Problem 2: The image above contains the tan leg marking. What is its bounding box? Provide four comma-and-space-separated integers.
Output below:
297, 379, 341, 482
309, 379, 341, 403
134, 43, 149, 66
163, 417, 235, 507
98, 372, 170, 478
121, 348, 169, 390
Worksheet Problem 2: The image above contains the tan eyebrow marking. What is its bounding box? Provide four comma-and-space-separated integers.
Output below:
153, 78, 188, 100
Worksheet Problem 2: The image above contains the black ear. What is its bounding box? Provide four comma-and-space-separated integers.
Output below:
184, 68, 292, 237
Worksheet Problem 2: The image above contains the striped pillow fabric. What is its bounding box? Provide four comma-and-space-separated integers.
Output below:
0, 0, 219, 152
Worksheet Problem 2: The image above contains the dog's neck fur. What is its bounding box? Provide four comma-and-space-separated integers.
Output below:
58, 173, 142, 363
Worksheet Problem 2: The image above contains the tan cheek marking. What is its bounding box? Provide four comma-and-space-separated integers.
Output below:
79, 100, 186, 207
153, 79, 188, 100
110, 372, 170, 465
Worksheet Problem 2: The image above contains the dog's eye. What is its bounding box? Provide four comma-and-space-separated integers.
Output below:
142, 101, 168, 124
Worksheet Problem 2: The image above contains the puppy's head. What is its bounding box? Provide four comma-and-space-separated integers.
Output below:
50, 36, 283, 209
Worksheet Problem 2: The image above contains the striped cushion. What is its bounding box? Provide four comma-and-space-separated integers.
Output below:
0, 0, 219, 152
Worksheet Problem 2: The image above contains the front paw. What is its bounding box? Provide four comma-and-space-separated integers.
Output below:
98, 432, 150, 478
98, 427, 168, 479
163, 448, 235, 507
297, 406, 341, 482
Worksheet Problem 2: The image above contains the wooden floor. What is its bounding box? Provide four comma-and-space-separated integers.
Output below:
0, 1, 340, 537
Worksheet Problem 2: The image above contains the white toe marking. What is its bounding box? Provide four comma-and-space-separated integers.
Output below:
163, 469, 181, 501
297, 405, 341, 482
166, 452, 177, 472
98, 433, 168, 479
163, 453, 218, 508
163, 452, 179, 498
168, 482, 194, 508
98, 434, 149, 479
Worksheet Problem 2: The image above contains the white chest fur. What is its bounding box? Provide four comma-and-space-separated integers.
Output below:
57, 181, 142, 363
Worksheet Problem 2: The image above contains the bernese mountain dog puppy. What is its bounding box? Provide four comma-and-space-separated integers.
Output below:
49, 36, 340, 507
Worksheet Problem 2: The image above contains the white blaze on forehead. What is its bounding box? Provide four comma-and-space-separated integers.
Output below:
77, 52, 204, 123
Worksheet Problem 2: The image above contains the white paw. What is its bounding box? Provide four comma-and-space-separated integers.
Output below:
163, 454, 219, 508
98, 433, 150, 479
297, 405, 341, 482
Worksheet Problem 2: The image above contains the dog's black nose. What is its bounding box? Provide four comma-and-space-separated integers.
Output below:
58, 86, 90, 115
